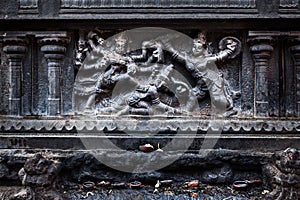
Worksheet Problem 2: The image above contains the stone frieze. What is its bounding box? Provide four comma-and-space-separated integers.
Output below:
60, 0, 256, 8
0, 30, 300, 132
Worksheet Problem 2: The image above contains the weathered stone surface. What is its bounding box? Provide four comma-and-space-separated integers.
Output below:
0, 163, 9, 179
263, 148, 300, 200
8, 188, 33, 200
0, 150, 271, 199
21, 154, 62, 187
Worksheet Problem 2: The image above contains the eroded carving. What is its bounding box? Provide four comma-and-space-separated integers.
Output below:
264, 148, 300, 200
74, 30, 241, 117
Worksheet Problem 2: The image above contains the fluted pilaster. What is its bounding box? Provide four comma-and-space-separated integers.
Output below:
289, 37, 300, 116
248, 36, 275, 117
40, 37, 69, 116
3, 38, 27, 116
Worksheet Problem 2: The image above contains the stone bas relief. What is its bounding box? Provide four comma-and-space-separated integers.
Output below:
3, 30, 300, 131
74, 29, 241, 117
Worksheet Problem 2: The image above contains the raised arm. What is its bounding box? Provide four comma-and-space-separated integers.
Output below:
206, 48, 234, 62
163, 41, 186, 61
207, 37, 241, 62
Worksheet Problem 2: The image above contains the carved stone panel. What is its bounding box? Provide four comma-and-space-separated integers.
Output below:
1, 30, 300, 131
73, 28, 242, 120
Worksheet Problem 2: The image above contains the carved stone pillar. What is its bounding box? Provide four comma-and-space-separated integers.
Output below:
3, 38, 27, 116
40, 37, 69, 116
249, 36, 274, 117
290, 38, 300, 116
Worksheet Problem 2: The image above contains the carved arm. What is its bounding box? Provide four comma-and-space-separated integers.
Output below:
206, 49, 234, 62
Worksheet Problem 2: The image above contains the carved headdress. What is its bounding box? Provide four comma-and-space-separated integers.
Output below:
194, 31, 213, 54
197, 32, 207, 46
114, 32, 128, 42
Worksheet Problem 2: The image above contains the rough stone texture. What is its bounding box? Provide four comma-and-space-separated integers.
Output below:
0, 150, 270, 199
263, 148, 300, 200
0, 150, 269, 185
21, 154, 62, 187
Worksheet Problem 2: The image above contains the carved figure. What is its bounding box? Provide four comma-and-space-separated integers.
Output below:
74, 30, 241, 116
83, 33, 138, 112
161, 32, 241, 116
117, 64, 181, 116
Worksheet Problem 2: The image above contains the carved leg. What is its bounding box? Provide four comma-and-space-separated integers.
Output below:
85, 93, 97, 111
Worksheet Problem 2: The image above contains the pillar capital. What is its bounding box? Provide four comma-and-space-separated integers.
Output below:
3, 37, 27, 58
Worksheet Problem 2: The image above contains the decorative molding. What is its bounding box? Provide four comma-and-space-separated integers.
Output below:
61, 0, 256, 8
19, 0, 38, 9
19, 0, 38, 14
0, 118, 300, 132
280, 0, 298, 8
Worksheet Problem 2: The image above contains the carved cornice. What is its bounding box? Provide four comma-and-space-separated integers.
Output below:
61, 0, 256, 9
0, 118, 300, 132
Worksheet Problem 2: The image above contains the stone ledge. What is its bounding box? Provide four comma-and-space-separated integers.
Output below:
1, 133, 300, 151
